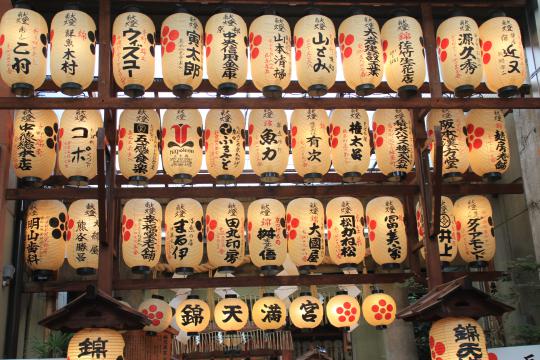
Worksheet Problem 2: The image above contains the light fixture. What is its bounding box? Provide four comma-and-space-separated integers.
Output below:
67, 199, 99, 275
361, 289, 396, 329
429, 317, 488, 360
289, 292, 324, 329
252, 292, 287, 331
138, 295, 173, 335
326, 291, 361, 329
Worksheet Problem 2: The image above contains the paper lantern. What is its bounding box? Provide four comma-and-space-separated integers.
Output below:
66, 199, 99, 275
249, 14, 291, 98
205, 11, 247, 95
205, 109, 245, 184
206, 198, 245, 273
454, 195, 495, 268
286, 198, 325, 273
289, 292, 324, 329
290, 109, 331, 183
176, 295, 211, 335
112, 9, 155, 97
429, 317, 488, 360
121, 198, 162, 274
118, 109, 160, 184
480, 14, 526, 98
326, 291, 361, 329
366, 196, 407, 268
247, 198, 287, 275
361, 290, 396, 329
50, 8, 96, 95
329, 109, 371, 183
294, 12, 336, 96
67, 328, 124, 360
252, 293, 287, 331
326, 197, 365, 269
58, 109, 102, 186
138, 295, 173, 334
214, 294, 249, 332
436, 15, 482, 97
466, 109, 510, 181
161, 109, 203, 184
381, 13, 426, 98
426, 109, 469, 182
0, 5, 47, 96
24, 200, 67, 281
372, 109, 415, 182
338, 14, 383, 96
164, 198, 203, 275
11, 109, 58, 185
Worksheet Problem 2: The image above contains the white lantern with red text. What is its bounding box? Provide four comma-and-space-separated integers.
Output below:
429, 317, 488, 360
214, 294, 249, 332
289, 292, 324, 329
138, 295, 173, 334
326, 291, 361, 329
67, 199, 99, 275
362, 290, 397, 329
67, 328, 125, 360
252, 293, 287, 331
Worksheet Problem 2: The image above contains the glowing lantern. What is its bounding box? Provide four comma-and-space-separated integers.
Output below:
366, 196, 407, 268
205, 11, 247, 95
67, 199, 99, 275
176, 295, 211, 335
68, 328, 124, 360
161, 109, 203, 184
214, 294, 249, 332
248, 109, 289, 183
286, 198, 325, 273
24, 200, 67, 281
112, 9, 156, 98
121, 198, 162, 274
205, 109, 245, 184
138, 295, 173, 334
164, 198, 203, 275
454, 195, 495, 268
252, 293, 287, 331
326, 291, 361, 329
289, 292, 323, 329
361, 290, 396, 329
206, 198, 245, 273
429, 317, 488, 360
118, 109, 160, 184
12, 109, 58, 185
329, 109, 370, 183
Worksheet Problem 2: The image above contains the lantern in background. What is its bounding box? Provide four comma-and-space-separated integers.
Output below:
176, 295, 211, 335
161, 109, 203, 184
205, 109, 245, 184
59, 109, 102, 186
12, 109, 58, 185
289, 292, 323, 329
429, 317, 488, 360
206, 198, 245, 273
286, 198, 325, 273
326, 291, 361, 329
294, 12, 336, 96
362, 290, 396, 329
67, 199, 99, 275
252, 293, 287, 331
68, 328, 125, 360
454, 195, 495, 268
138, 295, 173, 334
466, 109, 510, 181
214, 294, 249, 332
164, 198, 203, 275
112, 9, 155, 97
205, 11, 247, 95
50, 8, 96, 95
121, 198, 162, 274
24, 200, 67, 281
366, 197, 407, 268
118, 109, 160, 184
329, 109, 371, 183
372, 109, 415, 182
247, 198, 287, 275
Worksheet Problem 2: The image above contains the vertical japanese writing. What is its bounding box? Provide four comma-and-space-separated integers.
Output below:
141, 200, 157, 261
457, 19, 478, 75
397, 18, 415, 84
220, 14, 240, 80
384, 200, 402, 260
61, 12, 78, 75
312, 17, 332, 73
184, 16, 201, 78
348, 109, 365, 161
307, 201, 322, 263
16, 110, 36, 171
453, 322, 483, 359
501, 19, 521, 74
339, 200, 357, 258
393, 110, 411, 170
364, 19, 381, 77
224, 202, 241, 264
306, 109, 322, 163
272, 17, 288, 80
26, 205, 40, 265
11, 10, 32, 75
466, 199, 484, 260
172, 204, 189, 260
440, 109, 459, 170
132, 110, 150, 175
122, 14, 141, 77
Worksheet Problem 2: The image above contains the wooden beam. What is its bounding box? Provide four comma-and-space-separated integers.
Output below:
421, 3, 443, 99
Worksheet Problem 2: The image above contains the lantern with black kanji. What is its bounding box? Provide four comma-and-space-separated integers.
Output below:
67, 199, 99, 275
138, 295, 173, 335
176, 295, 211, 335
429, 317, 488, 360
164, 198, 203, 275
361, 290, 396, 329
112, 9, 156, 98
68, 328, 125, 360
252, 293, 287, 331
121, 198, 162, 274
24, 200, 67, 281
289, 292, 324, 329
214, 294, 249, 332
326, 291, 361, 329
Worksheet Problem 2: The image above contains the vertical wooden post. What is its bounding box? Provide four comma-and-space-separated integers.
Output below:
421, 3, 443, 99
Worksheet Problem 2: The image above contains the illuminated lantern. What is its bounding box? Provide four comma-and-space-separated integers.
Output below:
294, 12, 336, 96
206, 198, 245, 273
58, 109, 102, 186
454, 195, 495, 268
118, 109, 160, 184
24, 200, 67, 281
326, 197, 365, 269
286, 198, 325, 273
176, 295, 211, 335
0, 5, 47, 96
205, 109, 245, 184
326, 291, 361, 329
247, 199, 287, 275
68, 328, 124, 360
205, 11, 247, 95
252, 293, 287, 331
361, 290, 396, 329
11, 109, 58, 185
290, 109, 331, 183
214, 294, 249, 332
138, 295, 173, 334
112, 9, 156, 98
50, 8, 96, 96
480, 13, 526, 98
338, 13, 383, 96
289, 292, 323, 329
372, 109, 415, 182
366, 197, 407, 268
164, 198, 203, 275
429, 317, 488, 360
249, 14, 291, 98
161, 109, 203, 184
466, 109, 510, 181
121, 198, 162, 274
329, 109, 370, 183
67, 199, 99, 275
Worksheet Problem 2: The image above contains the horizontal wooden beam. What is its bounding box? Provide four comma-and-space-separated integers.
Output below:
5, 188, 99, 200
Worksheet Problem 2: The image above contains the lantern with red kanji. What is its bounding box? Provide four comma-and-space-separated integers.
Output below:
67, 328, 125, 360
289, 292, 324, 329
67, 199, 99, 275
326, 291, 361, 329
429, 317, 488, 360
176, 295, 211, 335
361, 290, 396, 329
138, 295, 173, 335
252, 293, 287, 331
214, 294, 249, 332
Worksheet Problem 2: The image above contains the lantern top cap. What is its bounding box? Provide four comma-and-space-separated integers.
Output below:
187, 294, 200, 300
351, 8, 365, 16
299, 291, 312, 297
14, 0, 32, 9
262, 292, 275, 297
213, 6, 235, 15
487, 9, 507, 18
371, 289, 384, 294
152, 294, 165, 300
449, 7, 466, 17
305, 7, 322, 15
121, 5, 142, 13
63, 1, 81, 10
224, 294, 238, 299
336, 290, 348, 296
391, 8, 410, 17
175, 4, 189, 14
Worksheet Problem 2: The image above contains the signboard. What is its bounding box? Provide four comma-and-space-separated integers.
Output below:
488, 345, 540, 360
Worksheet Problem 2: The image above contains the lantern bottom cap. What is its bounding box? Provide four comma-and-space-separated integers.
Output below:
375, 325, 387, 330
12, 82, 34, 97
441, 261, 450, 269
21, 176, 43, 187
131, 266, 151, 274
68, 176, 89, 187
175, 266, 194, 275
386, 171, 407, 182
484, 172, 502, 182
262, 85, 283, 99
218, 82, 238, 96
338, 263, 359, 271
469, 260, 488, 269
397, 85, 418, 99
298, 265, 316, 274
173, 173, 193, 184
124, 84, 146, 98
498, 85, 519, 98
128, 176, 149, 186
173, 84, 194, 98
187, 332, 199, 337
307, 84, 328, 97
355, 84, 375, 96
454, 84, 475, 98
145, 331, 157, 336
260, 265, 280, 276
61, 82, 84, 96
217, 266, 236, 274
443, 172, 463, 183
382, 263, 401, 270
76, 267, 96, 276
32, 270, 53, 282
216, 174, 236, 184
304, 173, 323, 183
260, 172, 282, 183
342, 172, 362, 183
